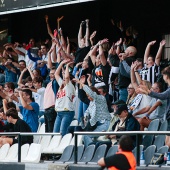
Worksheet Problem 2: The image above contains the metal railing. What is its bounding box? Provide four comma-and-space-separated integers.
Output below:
74, 131, 170, 166
0, 131, 168, 165
0, 132, 60, 162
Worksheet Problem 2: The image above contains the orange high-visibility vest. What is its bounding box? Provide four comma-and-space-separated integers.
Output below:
108, 151, 136, 170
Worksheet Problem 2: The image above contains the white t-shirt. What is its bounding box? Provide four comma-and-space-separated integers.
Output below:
25, 47, 39, 69
55, 78, 75, 112
15, 47, 26, 61
132, 94, 152, 118
33, 87, 45, 111
42, 54, 48, 62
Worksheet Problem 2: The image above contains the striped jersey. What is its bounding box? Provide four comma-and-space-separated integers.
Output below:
139, 63, 160, 84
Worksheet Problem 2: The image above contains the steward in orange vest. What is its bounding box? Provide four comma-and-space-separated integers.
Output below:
98, 135, 136, 170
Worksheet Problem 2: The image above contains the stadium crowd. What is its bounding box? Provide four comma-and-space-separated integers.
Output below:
0, 16, 169, 154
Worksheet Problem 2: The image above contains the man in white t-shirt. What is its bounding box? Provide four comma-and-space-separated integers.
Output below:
29, 76, 45, 119
40, 44, 49, 65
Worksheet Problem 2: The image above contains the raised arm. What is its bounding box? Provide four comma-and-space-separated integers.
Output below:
85, 19, 90, 47
65, 61, 73, 84
89, 31, 97, 46
98, 39, 108, 66
45, 15, 55, 39
155, 40, 166, 66
73, 76, 98, 100
89, 45, 98, 65
57, 16, 64, 40
55, 59, 70, 82
66, 37, 70, 55
19, 91, 33, 110
134, 68, 143, 85
115, 38, 122, 55
78, 21, 83, 48
8, 43, 25, 56
18, 68, 28, 87
27, 65, 35, 79
131, 62, 138, 89
144, 40, 156, 64
59, 28, 67, 52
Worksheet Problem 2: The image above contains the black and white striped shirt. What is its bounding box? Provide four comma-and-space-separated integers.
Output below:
140, 63, 160, 84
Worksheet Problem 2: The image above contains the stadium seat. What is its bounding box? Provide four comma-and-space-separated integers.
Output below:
157, 145, 169, 154
153, 135, 166, 151
0, 143, 18, 162
70, 119, 78, 126
52, 133, 72, 154
159, 120, 168, 131
55, 145, 74, 163
0, 143, 10, 160
22, 143, 42, 163
106, 145, 118, 157
132, 145, 144, 162
142, 119, 160, 150
65, 145, 85, 163
39, 135, 52, 151
5, 144, 30, 162
70, 135, 83, 146
144, 145, 156, 166
153, 120, 167, 151
34, 123, 45, 144
42, 135, 62, 153
88, 144, 107, 164
78, 144, 95, 164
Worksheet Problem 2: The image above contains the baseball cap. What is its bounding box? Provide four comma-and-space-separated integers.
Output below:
115, 104, 128, 115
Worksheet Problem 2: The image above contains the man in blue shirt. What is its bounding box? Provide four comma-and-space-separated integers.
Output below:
18, 89, 39, 132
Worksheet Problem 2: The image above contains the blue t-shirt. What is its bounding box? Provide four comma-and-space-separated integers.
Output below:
19, 102, 39, 132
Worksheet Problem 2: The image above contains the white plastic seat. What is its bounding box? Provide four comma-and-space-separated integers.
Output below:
0, 143, 10, 160
40, 135, 52, 151
52, 133, 72, 154
70, 119, 78, 126
22, 143, 42, 163
70, 135, 83, 146
42, 135, 62, 153
0, 143, 18, 162
6, 144, 30, 162
33, 123, 45, 144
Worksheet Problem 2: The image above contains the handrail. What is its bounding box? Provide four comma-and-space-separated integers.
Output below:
0, 131, 167, 165
0, 132, 60, 162
74, 131, 170, 135
74, 131, 169, 166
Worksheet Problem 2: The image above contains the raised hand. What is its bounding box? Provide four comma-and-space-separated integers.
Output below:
87, 74, 92, 82
22, 68, 28, 73
44, 15, 48, 23
98, 38, 109, 45
90, 31, 97, 40
61, 58, 71, 65
160, 39, 166, 47
118, 52, 127, 60
131, 62, 137, 70
18, 90, 23, 97
57, 16, 64, 22
66, 61, 74, 67
76, 62, 82, 67
116, 38, 122, 46
67, 37, 70, 44
109, 45, 116, 55
148, 40, 156, 46
79, 75, 86, 84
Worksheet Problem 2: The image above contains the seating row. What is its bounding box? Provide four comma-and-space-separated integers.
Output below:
0, 143, 41, 163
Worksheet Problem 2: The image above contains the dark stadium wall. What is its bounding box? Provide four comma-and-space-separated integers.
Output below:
0, 0, 170, 58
